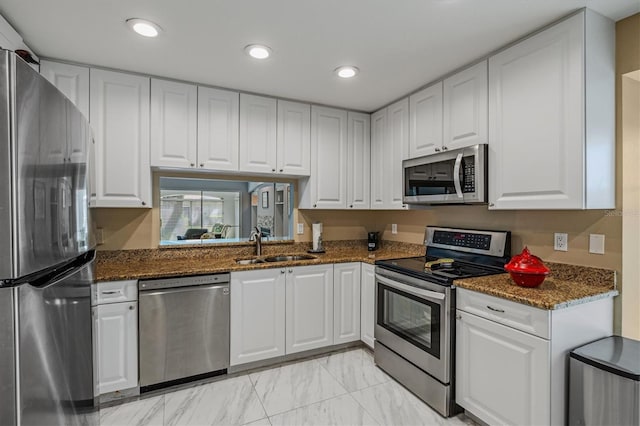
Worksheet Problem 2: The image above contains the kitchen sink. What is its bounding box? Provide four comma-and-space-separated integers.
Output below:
235, 258, 266, 265
263, 254, 316, 262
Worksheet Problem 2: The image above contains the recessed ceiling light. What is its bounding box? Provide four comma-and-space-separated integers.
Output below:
335, 66, 359, 79
126, 18, 162, 38
245, 44, 272, 59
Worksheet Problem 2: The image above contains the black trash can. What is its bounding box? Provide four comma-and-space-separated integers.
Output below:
569, 336, 640, 426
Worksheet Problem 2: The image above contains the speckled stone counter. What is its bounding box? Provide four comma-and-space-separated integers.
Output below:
95, 240, 424, 282
454, 262, 618, 310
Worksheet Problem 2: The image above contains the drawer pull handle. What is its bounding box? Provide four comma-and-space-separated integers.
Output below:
101, 290, 121, 295
487, 305, 505, 313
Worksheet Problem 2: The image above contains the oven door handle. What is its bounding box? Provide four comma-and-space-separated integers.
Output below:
376, 274, 445, 302
453, 152, 463, 199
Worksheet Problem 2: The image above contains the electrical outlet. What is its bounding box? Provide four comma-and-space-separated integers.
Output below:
589, 234, 605, 254
554, 233, 568, 251
95, 228, 104, 245
391, 224, 398, 234
297, 223, 304, 235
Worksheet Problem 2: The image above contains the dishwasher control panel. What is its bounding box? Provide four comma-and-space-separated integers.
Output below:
139, 273, 230, 291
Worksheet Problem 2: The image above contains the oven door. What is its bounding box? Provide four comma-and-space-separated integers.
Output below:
375, 270, 451, 384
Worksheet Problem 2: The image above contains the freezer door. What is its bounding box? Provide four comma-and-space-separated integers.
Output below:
12, 56, 91, 278
17, 258, 97, 425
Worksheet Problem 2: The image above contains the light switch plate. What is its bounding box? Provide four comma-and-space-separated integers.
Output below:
391, 224, 398, 234
589, 234, 605, 254
554, 233, 568, 251
297, 223, 304, 234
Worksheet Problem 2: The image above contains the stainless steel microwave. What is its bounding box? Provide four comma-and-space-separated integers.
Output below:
403, 144, 488, 205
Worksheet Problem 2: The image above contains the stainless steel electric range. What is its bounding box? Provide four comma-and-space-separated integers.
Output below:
374, 226, 511, 417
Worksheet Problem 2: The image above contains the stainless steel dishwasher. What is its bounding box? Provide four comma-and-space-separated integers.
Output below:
138, 273, 229, 391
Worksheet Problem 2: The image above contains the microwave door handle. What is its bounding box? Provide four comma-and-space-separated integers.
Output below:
453, 153, 463, 199
377, 274, 445, 302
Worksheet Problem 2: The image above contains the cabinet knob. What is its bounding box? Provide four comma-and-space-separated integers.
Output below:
200, 163, 204, 167
442, 146, 448, 151
129, 305, 135, 310
435, 148, 441, 152
190, 163, 195, 167
455, 314, 462, 320
272, 169, 276, 172
313, 204, 317, 208
350, 204, 353, 208
279, 169, 283, 173
402, 205, 407, 209
288, 269, 293, 273
141, 201, 146, 206
489, 203, 495, 207
281, 270, 286, 274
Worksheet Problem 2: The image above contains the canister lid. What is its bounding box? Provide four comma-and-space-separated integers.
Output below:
570, 335, 640, 381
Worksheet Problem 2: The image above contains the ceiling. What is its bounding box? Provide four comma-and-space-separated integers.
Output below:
1, 0, 638, 112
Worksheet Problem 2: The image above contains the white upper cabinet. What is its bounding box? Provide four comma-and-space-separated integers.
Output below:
40, 60, 89, 119
443, 60, 488, 150
371, 98, 409, 210
239, 94, 277, 173
197, 86, 240, 171
409, 82, 443, 158
150, 79, 198, 169
90, 69, 151, 208
347, 112, 370, 209
302, 106, 348, 209
277, 100, 311, 176
488, 10, 614, 210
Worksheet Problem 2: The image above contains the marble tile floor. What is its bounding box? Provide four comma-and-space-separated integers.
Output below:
100, 347, 476, 426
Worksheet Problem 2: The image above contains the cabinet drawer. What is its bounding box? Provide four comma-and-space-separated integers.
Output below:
93, 280, 137, 305
457, 288, 550, 339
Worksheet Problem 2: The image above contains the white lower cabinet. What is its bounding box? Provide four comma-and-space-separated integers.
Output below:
456, 288, 614, 425
333, 262, 361, 344
230, 269, 286, 366
456, 310, 549, 426
92, 281, 138, 395
360, 263, 376, 348
286, 264, 334, 354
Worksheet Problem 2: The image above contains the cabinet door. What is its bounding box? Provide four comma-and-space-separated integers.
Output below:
488, 14, 584, 209
443, 60, 488, 150
95, 301, 138, 394
150, 79, 197, 169
333, 262, 361, 344
409, 82, 443, 158
40, 60, 89, 119
197, 87, 239, 171
370, 108, 387, 209
309, 106, 348, 209
386, 98, 410, 209
360, 263, 376, 349
347, 112, 370, 209
239, 94, 277, 173
90, 69, 151, 208
277, 100, 311, 175
456, 310, 550, 426
230, 269, 286, 366
286, 264, 334, 354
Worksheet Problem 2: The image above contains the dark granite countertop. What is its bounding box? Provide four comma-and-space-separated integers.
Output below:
454, 262, 618, 310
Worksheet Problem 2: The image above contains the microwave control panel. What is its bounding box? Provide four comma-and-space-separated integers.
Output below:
462, 157, 475, 193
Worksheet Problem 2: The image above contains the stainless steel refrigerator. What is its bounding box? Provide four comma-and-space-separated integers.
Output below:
0, 50, 97, 425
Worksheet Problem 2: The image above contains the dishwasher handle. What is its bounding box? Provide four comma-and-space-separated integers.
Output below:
139, 273, 230, 291
140, 282, 229, 297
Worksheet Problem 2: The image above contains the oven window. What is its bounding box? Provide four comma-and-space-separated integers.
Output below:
377, 283, 441, 358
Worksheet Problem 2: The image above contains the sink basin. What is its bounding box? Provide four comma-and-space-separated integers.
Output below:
235, 258, 266, 265
263, 254, 316, 263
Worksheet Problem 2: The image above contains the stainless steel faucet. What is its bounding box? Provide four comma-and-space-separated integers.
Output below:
250, 227, 262, 256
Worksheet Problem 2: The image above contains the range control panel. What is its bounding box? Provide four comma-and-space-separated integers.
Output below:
432, 230, 491, 250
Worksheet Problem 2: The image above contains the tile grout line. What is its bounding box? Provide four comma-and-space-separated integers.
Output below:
248, 372, 273, 425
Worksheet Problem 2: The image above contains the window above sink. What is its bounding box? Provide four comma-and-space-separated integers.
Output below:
159, 177, 294, 246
